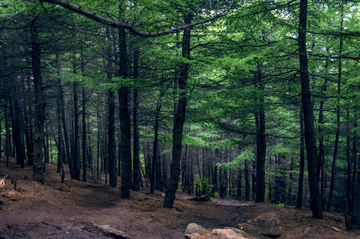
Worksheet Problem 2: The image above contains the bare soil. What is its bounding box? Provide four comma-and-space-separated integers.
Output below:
0, 157, 359, 239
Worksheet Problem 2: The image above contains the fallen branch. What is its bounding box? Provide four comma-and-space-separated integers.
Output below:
0, 175, 8, 188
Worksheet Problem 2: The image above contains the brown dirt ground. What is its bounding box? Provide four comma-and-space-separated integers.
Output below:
0, 157, 359, 239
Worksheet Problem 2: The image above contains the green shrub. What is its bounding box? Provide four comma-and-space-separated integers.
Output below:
195, 177, 214, 198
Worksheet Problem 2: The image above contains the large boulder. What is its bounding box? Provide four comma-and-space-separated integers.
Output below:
238, 212, 281, 237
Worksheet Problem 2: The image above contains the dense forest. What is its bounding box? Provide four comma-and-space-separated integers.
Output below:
0, 0, 360, 229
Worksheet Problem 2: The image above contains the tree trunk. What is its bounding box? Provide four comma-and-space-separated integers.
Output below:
245, 160, 250, 201
132, 47, 141, 191
297, 104, 305, 208
73, 79, 80, 180
30, 16, 46, 182
327, 5, 343, 213
10, 97, 25, 168
118, 25, 132, 199
108, 88, 116, 187
150, 101, 161, 194
237, 166, 242, 199
163, 13, 191, 208
82, 51, 87, 182
255, 63, 266, 203
5, 99, 10, 168
298, 0, 323, 219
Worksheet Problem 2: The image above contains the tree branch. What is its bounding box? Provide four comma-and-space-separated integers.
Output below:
40, 0, 235, 37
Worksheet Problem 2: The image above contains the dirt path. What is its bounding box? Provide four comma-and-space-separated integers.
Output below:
0, 158, 359, 239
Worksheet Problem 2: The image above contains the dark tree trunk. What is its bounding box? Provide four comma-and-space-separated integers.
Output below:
150, 101, 161, 194
132, 47, 140, 191
298, 0, 323, 219
327, 6, 343, 213
22, 75, 34, 165
287, 158, 294, 205
245, 160, 250, 201
118, 26, 132, 199
108, 88, 116, 187
11, 97, 25, 168
156, 148, 162, 191
56, 93, 64, 176
351, 121, 357, 210
237, 166, 242, 199
5, 99, 10, 168
97, 100, 101, 179
252, 160, 256, 201
163, 13, 191, 209
82, 52, 87, 182
56, 53, 71, 172
73, 80, 80, 180
255, 63, 266, 203
25, 69, 35, 166
268, 153, 272, 202
212, 164, 218, 195
106, 28, 117, 188
44, 122, 49, 164
82, 85, 87, 182
297, 104, 305, 208
30, 16, 46, 182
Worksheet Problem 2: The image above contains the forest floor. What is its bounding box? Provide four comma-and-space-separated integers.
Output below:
0, 157, 359, 239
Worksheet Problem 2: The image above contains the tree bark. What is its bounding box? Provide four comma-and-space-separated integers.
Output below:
73, 78, 80, 180
132, 47, 141, 191
30, 16, 46, 182
118, 25, 132, 199
245, 159, 250, 201
255, 63, 266, 203
297, 104, 305, 208
163, 13, 191, 208
327, 5, 343, 213
298, 0, 323, 218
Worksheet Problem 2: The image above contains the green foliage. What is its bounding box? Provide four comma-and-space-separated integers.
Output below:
195, 177, 214, 198
217, 148, 255, 170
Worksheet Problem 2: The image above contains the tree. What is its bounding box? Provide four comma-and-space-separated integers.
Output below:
298, 0, 323, 219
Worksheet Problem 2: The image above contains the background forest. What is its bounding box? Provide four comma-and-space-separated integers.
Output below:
0, 0, 360, 226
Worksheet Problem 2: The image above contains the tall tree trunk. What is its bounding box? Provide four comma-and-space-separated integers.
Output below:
150, 102, 161, 194
81, 50, 87, 182
132, 47, 141, 191
5, 99, 10, 168
245, 159, 250, 201
297, 104, 305, 208
237, 166, 242, 199
255, 63, 266, 203
44, 122, 50, 164
56, 53, 71, 176
30, 16, 46, 182
108, 88, 116, 187
73, 79, 80, 180
106, 27, 117, 188
163, 13, 192, 208
118, 25, 132, 199
11, 97, 25, 168
298, 0, 323, 219
327, 5, 343, 213
56, 93, 64, 178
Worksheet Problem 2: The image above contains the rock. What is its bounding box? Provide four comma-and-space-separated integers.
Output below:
185, 223, 207, 234
238, 212, 281, 237
184, 226, 254, 239
211, 228, 247, 239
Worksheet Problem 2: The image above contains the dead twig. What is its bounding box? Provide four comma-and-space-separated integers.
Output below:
0, 175, 8, 188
